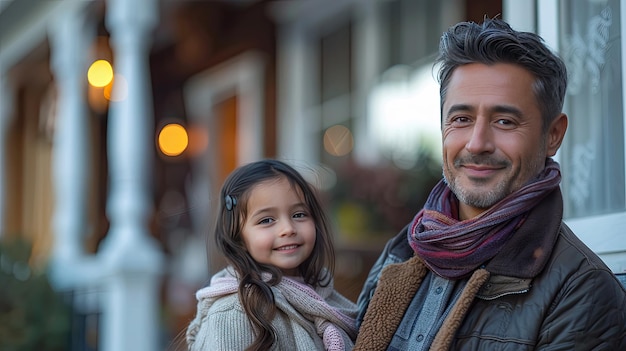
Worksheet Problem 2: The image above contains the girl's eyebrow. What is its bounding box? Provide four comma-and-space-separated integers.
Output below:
249, 202, 308, 217
249, 207, 274, 218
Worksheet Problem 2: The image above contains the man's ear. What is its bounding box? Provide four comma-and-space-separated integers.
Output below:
546, 113, 568, 156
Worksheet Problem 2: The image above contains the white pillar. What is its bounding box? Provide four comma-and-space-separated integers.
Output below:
276, 25, 317, 162
100, 0, 164, 350
47, 3, 92, 288
353, 0, 383, 166
236, 54, 265, 165
0, 73, 14, 236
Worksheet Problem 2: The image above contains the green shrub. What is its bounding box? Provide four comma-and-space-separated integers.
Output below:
0, 238, 71, 351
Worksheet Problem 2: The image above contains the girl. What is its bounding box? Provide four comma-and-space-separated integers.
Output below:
186, 159, 358, 351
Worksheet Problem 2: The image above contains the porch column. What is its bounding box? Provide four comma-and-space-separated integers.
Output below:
0, 73, 14, 236
47, 3, 92, 288
100, 0, 164, 350
276, 25, 317, 162
353, 0, 383, 166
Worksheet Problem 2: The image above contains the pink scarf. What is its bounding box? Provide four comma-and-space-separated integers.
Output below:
197, 268, 357, 350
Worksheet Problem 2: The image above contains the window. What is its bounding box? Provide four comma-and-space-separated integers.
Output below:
558, 0, 625, 218
534, 0, 626, 273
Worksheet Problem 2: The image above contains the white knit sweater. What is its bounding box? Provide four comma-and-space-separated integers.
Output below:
186, 267, 358, 351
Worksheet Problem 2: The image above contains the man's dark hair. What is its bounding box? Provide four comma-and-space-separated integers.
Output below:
435, 18, 568, 131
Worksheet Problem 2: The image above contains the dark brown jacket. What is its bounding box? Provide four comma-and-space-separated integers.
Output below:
355, 189, 626, 350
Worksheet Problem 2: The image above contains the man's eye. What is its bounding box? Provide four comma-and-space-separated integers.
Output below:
451, 116, 471, 124
495, 118, 516, 128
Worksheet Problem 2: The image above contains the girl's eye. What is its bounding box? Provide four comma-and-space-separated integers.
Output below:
258, 218, 274, 224
293, 212, 307, 219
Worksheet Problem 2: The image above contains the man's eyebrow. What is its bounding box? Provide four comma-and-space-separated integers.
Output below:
491, 105, 523, 117
445, 104, 523, 118
445, 104, 472, 118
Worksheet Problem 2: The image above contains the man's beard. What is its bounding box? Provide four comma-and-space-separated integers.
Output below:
442, 151, 546, 211
443, 171, 510, 210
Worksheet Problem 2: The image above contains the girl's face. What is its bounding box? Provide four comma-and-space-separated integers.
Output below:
241, 177, 316, 276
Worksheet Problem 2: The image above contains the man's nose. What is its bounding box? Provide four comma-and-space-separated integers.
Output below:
465, 118, 495, 154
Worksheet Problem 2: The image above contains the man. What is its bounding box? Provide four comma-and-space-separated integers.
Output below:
354, 18, 626, 350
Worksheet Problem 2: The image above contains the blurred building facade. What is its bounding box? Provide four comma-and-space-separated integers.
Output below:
0, 0, 624, 350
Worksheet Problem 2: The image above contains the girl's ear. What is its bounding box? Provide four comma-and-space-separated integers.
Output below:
546, 113, 568, 156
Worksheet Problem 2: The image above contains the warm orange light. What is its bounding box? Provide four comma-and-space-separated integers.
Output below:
158, 123, 189, 156
323, 125, 353, 156
87, 60, 114, 87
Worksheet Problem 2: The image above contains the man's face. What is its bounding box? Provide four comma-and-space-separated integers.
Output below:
441, 63, 565, 220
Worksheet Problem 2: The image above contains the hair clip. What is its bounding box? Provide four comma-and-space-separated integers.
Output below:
225, 194, 237, 211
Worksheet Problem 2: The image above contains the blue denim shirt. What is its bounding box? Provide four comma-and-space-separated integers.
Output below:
356, 228, 468, 350
388, 274, 466, 350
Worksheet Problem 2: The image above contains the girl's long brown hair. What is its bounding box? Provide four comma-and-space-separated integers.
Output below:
214, 159, 335, 351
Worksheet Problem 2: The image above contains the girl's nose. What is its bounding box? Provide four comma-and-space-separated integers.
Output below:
279, 220, 296, 237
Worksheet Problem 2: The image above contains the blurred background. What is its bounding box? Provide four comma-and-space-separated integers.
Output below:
1, 0, 625, 350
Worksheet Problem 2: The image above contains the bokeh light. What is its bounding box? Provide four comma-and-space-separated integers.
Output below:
158, 123, 189, 157
87, 60, 114, 87
323, 124, 353, 157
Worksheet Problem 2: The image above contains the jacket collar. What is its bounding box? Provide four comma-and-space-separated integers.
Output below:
354, 257, 491, 351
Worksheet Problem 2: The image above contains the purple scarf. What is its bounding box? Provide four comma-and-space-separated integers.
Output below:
408, 159, 561, 279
